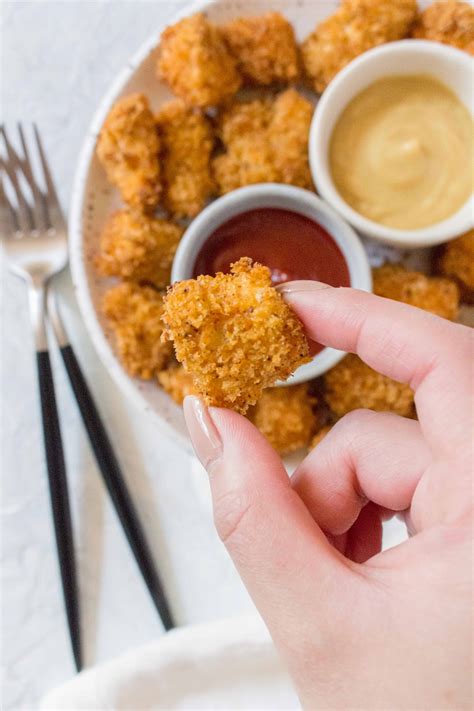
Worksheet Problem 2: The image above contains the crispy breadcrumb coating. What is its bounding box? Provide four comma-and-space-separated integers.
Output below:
161, 258, 310, 413
155, 100, 215, 218
157, 13, 241, 108
221, 12, 300, 85
96, 210, 183, 289
247, 385, 318, 454
310, 424, 332, 449
213, 90, 313, 194
412, 1, 474, 55
103, 283, 172, 379
157, 364, 197, 404
439, 230, 474, 303
301, 0, 417, 92
373, 264, 460, 320
96, 94, 161, 211
324, 354, 415, 418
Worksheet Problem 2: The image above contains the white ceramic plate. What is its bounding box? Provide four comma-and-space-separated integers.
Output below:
69, 0, 434, 449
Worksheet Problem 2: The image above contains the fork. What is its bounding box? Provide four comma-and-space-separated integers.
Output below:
1, 125, 175, 671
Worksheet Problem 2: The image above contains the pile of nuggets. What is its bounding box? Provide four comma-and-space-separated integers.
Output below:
96, 0, 473, 456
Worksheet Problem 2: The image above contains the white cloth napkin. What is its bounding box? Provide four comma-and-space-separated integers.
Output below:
40, 615, 300, 710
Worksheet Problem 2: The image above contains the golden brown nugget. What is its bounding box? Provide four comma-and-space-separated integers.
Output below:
161, 258, 310, 413
157, 13, 241, 108
221, 12, 300, 85
156, 100, 215, 218
412, 1, 474, 55
96, 210, 183, 289
103, 283, 172, 379
324, 354, 415, 418
438, 230, 474, 303
373, 263, 460, 320
269, 89, 314, 190
310, 424, 332, 449
248, 385, 318, 455
157, 364, 197, 404
96, 94, 161, 211
301, 0, 417, 92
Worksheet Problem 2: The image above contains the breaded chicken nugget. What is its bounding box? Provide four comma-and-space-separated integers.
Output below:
310, 424, 332, 449
155, 100, 215, 218
373, 264, 460, 320
96, 209, 183, 289
157, 364, 197, 404
157, 13, 241, 108
302, 0, 417, 92
324, 354, 415, 418
97, 94, 161, 211
161, 257, 310, 413
269, 89, 314, 190
438, 230, 474, 303
412, 1, 474, 55
221, 12, 300, 85
103, 283, 172, 379
247, 384, 318, 455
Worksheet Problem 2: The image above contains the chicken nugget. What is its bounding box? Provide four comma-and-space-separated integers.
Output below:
412, 1, 474, 55
155, 100, 215, 218
302, 0, 417, 92
373, 263, 460, 320
269, 88, 314, 190
221, 12, 300, 85
438, 229, 474, 303
161, 257, 310, 413
103, 283, 172, 379
96, 94, 161, 211
247, 384, 318, 454
157, 13, 241, 108
324, 354, 415, 418
157, 364, 197, 404
96, 209, 183, 289
310, 424, 332, 449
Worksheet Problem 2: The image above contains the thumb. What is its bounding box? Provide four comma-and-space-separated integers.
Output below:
184, 396, 355, 651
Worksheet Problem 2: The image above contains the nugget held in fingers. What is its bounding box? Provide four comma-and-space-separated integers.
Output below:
103, 283, 172, 379
438, 230, 474, 303
157, 364, 197, 405
324, 354, 415, 418
412, 1, 474, 55
157, 13, 241, 108
162, 258, 310, 413
221, 12, 300, 85
248, 385, 318, 455
97, 94, 161, 211
302, 0, 417, 92
156, 100, 215, 218
96, 209, 183, 289
373, 264, 460, 320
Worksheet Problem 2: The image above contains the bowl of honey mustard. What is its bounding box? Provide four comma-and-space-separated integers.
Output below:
171, 183, 372, 383
310, 40, 474, 248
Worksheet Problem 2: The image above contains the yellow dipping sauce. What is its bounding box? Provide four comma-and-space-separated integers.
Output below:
329, 75, 473, 230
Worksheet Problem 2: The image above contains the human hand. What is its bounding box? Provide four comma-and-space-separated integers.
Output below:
184, 283, 473, 710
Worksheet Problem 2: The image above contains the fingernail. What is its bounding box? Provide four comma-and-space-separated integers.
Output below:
276, 280, 333, 295
183, 396, 222, 472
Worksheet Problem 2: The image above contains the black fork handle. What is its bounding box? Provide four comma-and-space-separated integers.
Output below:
36, 349, 82, 671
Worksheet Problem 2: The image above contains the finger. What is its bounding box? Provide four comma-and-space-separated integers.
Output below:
279, 283, 473, 451
183, 396, 360, 650
293, 410, 431, 535
344, 503, 383, 564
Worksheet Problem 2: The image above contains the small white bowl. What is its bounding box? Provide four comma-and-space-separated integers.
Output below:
310, 40, 474, 249
171, 184, 372, 384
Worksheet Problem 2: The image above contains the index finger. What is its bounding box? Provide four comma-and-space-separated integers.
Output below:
279, 283, 473, 451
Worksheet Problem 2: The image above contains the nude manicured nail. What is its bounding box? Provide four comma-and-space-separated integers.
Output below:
276, 280, 332, 294
183, 396, 222, 472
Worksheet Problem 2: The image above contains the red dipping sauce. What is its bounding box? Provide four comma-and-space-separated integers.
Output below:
192, 208, 351, 356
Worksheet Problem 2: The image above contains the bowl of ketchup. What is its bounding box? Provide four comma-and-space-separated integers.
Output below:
171, 184, 372, 383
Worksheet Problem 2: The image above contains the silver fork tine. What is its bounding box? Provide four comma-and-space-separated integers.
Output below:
0, 168, 19, 234
1, 126, 32, 233
33, 125, 65, 229
18, 124, 49, 231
